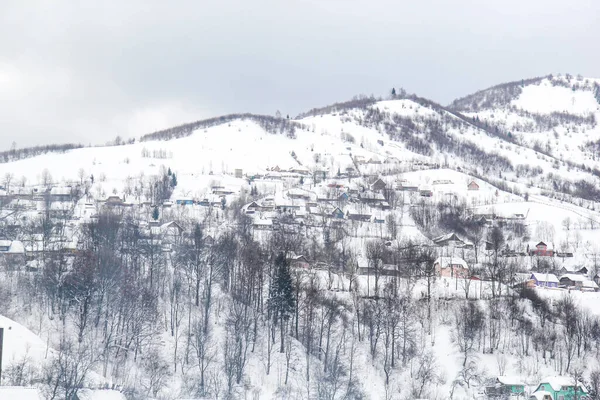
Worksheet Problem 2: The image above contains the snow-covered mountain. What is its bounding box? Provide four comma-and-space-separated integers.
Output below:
2, 75, 600, 400
449, 74, 600, 186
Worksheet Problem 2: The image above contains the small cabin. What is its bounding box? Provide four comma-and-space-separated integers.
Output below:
467, 181, 480, 191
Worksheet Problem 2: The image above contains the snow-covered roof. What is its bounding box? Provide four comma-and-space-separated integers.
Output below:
540, 376, 587, 392
0, 240, 25, 253
497, 376, 525, 386
434, 257, 468, 269
50, 186, 72, 195
559, 273, 587, 282
433, 232, 463, 243
583, 280, 599, 289
531, 273, 559, 283
528, 241, 555, 250
254, 219, 273, 226
0, 387, 43, 400
530, 391, 553, 400
75, 389, 128, 400
8, 240, 25, 254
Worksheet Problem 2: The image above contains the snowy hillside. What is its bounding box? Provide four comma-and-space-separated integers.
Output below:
2, 75, 600, 400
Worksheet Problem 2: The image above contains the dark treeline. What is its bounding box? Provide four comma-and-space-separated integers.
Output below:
140, 114, 307, 142
0, 143, 84, 164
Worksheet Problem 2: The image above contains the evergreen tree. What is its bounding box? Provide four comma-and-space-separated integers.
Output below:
152, 206, 159, 221
171, 173, 177, 187
167, 167, 172, 176
391, 87, 397, 98
268, 252, 296, 352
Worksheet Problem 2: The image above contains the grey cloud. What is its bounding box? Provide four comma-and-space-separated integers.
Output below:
0, 0, 598, 149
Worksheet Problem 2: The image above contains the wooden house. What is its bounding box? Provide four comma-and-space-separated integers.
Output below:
369, 178, 387, 192
560, 274, 599, 291
346, 210, 372, 222
433, 233, 465, 247
530, 376, 588, 400
558, 265, 587, 275
287, 253, 310, 269
433, 257, 469, 278
467, 181, 480, 191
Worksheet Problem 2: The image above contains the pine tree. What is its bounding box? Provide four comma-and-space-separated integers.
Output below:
171, 173, 177, 187
268, 252, 296, 352
391, 87, 397, 98
167, 167, 172, 176
152, 206, 159, 221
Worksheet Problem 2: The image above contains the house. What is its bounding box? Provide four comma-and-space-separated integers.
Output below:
176, 198, 194, 205
369, 178, 387, 192
155, 221, 184, 243
559, 274, 599, 291
358, 192, 386, 204
287, 188, 311, 200
104, 196, 124, 206
289, 166, 310, 175
49, 186, 73, 201
346, 210, 372, 222
399, 184, 419, 192
331, 208, 345, 219
433, 257, 469, 278
244, 201, 261, 214
528, 241, 554, 257
253, 219, 274, 231
467, 181, 480, 191
419, 188, 433, 197
582, 280, 599, 292
559, 274, 587, 289
530, 376, 588, 400
73, 389, 128, 400
558, 265, 588, 276
486, 376, 526, 398
235, 168, 243, 178
529, 273, 559, 288
433, 233, 465, 247
287, 253, 310, 269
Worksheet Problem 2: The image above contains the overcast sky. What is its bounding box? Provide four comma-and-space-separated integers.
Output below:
0, 0, 598, 150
